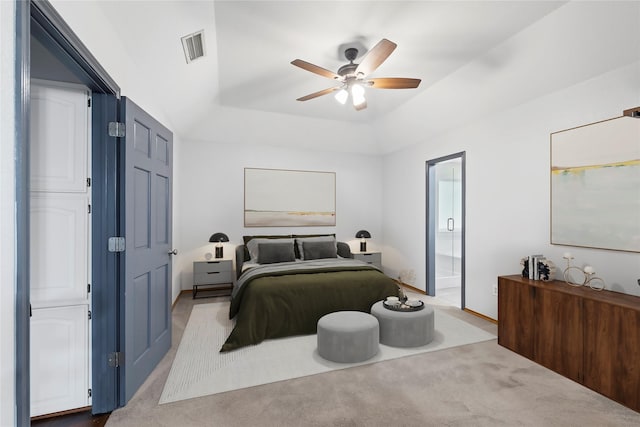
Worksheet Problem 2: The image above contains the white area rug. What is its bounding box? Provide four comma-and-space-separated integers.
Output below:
159, 301, 496, 404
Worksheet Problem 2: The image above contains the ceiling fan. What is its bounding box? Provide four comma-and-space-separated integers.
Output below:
291, 39, 421, 111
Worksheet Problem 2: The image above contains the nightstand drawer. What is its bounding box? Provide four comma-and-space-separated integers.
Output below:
354, 252, 382, 269
194, 260, 232, 274
193, 259, 233, 299
194, 271, 233, 285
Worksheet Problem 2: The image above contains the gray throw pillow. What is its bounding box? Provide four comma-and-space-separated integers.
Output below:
302, 241, 337, 260
247, 237, 294, 262
257, 242, 296, 264
296, 235, 336, 260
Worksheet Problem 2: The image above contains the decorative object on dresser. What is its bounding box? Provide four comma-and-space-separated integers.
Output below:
353, 250, 382, 269
520, 254, 555, 281
209, 232, 229, 258
192, 259, 233, 299
561, 252, 605, 291
498, 275, 640, 413
355, 229, 371, 252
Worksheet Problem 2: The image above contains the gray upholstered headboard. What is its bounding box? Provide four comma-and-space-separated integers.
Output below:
235, 241, 353, 279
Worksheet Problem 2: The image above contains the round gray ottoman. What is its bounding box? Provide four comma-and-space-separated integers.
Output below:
317, 311, 379, 363
370, 301, 434, 347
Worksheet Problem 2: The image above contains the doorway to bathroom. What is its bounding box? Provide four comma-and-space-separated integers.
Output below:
426, 152, 465, 308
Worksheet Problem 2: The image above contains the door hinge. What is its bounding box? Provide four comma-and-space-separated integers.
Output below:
88, 309, 92, 320
88, 204, 91, 214
108, 237, 125, 252
87, 98, 91, 108
88, 388, 92, 398
87, 283, 91, 293
108, 122, 125, 137
86, 177, 91, 187
108, 352, 123, 368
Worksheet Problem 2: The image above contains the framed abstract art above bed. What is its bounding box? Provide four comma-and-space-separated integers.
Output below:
244, 168, 336, 227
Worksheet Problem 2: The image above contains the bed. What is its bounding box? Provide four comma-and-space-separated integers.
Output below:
220, 234, 400, 352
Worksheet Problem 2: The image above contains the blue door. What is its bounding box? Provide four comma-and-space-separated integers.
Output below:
121, 97, 173, 404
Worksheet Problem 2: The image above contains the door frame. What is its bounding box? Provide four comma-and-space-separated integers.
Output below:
16, 0, 122, 421
425, 152, 466, 308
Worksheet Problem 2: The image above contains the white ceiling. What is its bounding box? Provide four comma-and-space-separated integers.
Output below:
211, 1, 564, 122
51, 1, 640, 154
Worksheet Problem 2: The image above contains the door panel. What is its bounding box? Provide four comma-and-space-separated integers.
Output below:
30, 193, 88, 305
30, 305, 89, 416
123, 97, 173, 404
30, 82, 88, 193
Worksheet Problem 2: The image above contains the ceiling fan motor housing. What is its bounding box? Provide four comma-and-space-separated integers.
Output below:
337, 47, 360, 77
344, 47, 358, 62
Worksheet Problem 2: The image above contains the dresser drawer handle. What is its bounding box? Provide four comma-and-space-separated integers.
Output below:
207, 272, 220, 275
207, 261, 220, 264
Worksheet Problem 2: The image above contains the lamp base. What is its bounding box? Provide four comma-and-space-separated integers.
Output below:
360, 242, 367, 252
215, 246, 224, 259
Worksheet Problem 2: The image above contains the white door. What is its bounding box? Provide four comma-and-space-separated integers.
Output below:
29, 80, 91, 416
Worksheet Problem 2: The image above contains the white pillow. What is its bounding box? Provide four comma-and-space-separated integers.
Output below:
295, 236, 336, 260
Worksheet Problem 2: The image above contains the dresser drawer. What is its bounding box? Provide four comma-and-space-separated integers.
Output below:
194, 260, 232, 274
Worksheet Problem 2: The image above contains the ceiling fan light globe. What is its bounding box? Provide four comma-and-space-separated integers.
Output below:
334, 89, 348, 105
351, 83, 366, 107
352, 93, 366, 108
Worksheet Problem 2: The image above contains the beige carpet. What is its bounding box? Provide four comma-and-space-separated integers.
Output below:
105, 294, 640, 427
159, 301, 496, 404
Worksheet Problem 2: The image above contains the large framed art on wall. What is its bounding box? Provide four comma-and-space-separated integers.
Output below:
550, 116, 640, 252
244, 168, 336, 227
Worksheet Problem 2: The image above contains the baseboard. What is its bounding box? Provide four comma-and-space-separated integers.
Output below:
463, 308, 497, 324
30, 406, 91, 421
172, 289, 193, 310
393, 279, 426, 295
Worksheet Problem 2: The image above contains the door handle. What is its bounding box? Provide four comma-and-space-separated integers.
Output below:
168, 249, 178, 256
447, 218, 454, 231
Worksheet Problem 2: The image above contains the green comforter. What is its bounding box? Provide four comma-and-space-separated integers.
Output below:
221, 259, 400, 352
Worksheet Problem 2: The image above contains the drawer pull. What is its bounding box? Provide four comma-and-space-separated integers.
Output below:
207, 261, 220, 264
207, 271, 220, 275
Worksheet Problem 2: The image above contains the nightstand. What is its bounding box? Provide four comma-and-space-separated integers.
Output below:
193, 259, 233, 299
353, 251, 382, 269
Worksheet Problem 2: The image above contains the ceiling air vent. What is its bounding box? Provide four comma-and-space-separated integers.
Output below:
181, 30, 206, 64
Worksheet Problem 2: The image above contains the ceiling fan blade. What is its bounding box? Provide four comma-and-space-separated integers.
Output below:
368, 77, 421, 89
355, 39, 397, 77
296, 87, 339, 102
291, 59, 341, 80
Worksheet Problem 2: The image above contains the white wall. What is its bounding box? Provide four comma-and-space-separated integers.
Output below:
50, 0, 185, 303
173, 140, 383, 290
382, 61, 640, 320
0, 1, 16, 424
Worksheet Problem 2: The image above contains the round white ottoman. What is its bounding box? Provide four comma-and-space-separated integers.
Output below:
370, 301, 434, 347
317, 311, 379, 363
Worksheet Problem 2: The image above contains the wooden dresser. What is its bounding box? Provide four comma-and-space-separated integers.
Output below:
498, 275, 640, 413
